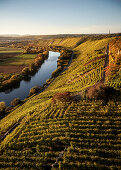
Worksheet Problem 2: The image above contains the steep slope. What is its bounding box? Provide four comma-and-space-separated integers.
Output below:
50, 37, 82, 48
0, 37, 112, 136
0, 36, 121, 169
0, 100, 121, 169
105, 38, 121, 88
47, 37, 112, 92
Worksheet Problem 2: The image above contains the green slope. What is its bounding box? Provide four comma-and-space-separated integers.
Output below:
0, 36, 121, 169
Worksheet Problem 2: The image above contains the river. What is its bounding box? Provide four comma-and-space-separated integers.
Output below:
0, 51, 60, 106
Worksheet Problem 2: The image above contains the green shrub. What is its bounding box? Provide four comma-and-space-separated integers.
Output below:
86, 82, 119, 103
0, 102, 6, 114
22, 67, 30, 76
10, 98, 21, 107
51, 67, 62, 78
29, 63, 36, 73
29, 86, 40, 96
52, 92, 72, 103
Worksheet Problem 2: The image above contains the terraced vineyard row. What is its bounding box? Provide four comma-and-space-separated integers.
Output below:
0, 37, 116, 142
0, 100, 121, 169
105, 38, 121, 88
0, 36, 120, 169
36, 37, 82, 49
47, 38, 112, 93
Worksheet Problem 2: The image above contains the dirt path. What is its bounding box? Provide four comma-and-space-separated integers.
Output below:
0, 117, 24, 142
74, 43, 110, 99
101, 43, 109, 82
51, 147, 69, 169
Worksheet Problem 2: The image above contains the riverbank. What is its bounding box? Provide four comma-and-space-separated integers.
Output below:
0, 49, 73, 120
0, 51, 48, 92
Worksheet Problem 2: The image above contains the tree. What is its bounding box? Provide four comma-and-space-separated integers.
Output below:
29, 86, 40, 96
10, 98, 21, 107
22, 67, 30, 76
0, 102, 6, 114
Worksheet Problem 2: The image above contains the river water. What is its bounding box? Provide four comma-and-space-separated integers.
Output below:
0, 51, 60, 106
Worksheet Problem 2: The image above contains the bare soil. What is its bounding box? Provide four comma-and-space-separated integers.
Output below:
0, 52, 22, 59
0, 65, 26, 73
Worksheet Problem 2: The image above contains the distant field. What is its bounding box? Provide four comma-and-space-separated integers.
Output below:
0, 54, 37, 66
0, 47, 37, 73
0, 47, 23, 53
0, 65, 25, 74
0, 52, 22, 59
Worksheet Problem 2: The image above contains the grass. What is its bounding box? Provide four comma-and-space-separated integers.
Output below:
0, 36, 120, 169
0, 50, 23, 53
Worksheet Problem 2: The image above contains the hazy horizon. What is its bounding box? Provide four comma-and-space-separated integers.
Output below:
0, 0, 121, 35
0, 32, 121, 37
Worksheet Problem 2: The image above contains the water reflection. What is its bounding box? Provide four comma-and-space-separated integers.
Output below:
0, 51, 60, 105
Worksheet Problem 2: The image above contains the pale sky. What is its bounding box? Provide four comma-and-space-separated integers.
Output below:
0, 0, 121, 35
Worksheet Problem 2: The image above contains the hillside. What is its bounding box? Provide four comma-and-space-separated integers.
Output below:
0, 36, 121, 169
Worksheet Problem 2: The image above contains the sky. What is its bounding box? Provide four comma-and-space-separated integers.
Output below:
0, 0, 121, 35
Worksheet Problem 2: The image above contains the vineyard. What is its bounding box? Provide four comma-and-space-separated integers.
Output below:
0, 36, 121, 169
47, 37, 112, 93
105, 38, 121, 88
0, 100, 121, 169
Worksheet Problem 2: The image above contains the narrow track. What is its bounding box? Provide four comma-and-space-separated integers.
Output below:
0, 117, 24, 142
101, 43, 109, 82
51, 147, 68, 169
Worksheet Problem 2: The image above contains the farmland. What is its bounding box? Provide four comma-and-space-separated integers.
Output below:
0, 47, 37, 70
0, 53, 37, 74
0, 35, 121, 169
0, 46, 35, 82
0, 45, 43, 91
